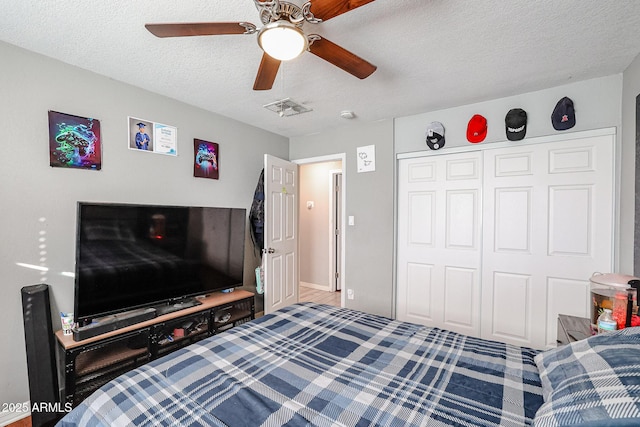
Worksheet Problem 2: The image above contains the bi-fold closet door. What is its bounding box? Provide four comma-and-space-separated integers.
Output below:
397, 151, 483, 338
396, 130, 615, 349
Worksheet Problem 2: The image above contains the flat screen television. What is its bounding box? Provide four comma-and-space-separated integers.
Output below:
74, 202, 246, 326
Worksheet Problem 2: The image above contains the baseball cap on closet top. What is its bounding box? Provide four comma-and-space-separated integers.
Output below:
505, 108, 527, 141
467, 114, 487, 143
425, 121, 445, 150
551, 96, 575, 131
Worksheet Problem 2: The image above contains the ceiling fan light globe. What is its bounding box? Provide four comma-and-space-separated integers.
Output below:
258, 21, 307, 61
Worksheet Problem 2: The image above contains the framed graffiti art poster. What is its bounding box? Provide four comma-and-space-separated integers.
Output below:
48, 110, 101, 170
193, 139, 219, 180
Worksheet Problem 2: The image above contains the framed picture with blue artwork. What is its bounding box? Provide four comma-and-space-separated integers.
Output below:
48, 110, 101, 170
193, 139, 219, 179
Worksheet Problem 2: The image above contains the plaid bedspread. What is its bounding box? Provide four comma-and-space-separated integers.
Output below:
58, 303, 543, 426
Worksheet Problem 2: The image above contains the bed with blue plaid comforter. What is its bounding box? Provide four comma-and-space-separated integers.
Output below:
58, 303, 544, 426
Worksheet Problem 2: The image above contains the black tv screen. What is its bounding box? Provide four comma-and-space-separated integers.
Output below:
74, 202, 246, 325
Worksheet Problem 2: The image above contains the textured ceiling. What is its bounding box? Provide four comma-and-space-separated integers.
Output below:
1, 0, 640, 138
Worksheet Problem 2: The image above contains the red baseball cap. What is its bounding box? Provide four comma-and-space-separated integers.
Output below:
467, 114, 487, 143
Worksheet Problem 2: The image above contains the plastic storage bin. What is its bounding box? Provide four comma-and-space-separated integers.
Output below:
590, 273, 640, 329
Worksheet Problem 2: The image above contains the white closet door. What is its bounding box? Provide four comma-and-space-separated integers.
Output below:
481, 135, 614, 348
397, 152, 482, 336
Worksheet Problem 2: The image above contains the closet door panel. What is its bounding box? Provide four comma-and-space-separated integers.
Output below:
546, 277, 591, 334
397, 152, 482, 336
446, 190, 478, 249
548, 185, 592, 256
494, 187, 532, 253
491, 272, 531, 341
444, 266, 477, 329
404, 262, 434, 322
482, 135, 614, 348
408, 191, 435, 246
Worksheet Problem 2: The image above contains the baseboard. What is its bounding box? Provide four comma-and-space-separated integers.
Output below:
0, 402, 29, 426
300, 281, 331, 292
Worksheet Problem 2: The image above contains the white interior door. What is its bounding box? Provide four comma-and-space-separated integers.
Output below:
264, 154, 299, 314
481, 134, 614, 348
397, 151, 483, 336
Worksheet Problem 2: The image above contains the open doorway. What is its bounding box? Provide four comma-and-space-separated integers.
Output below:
295, 155, 345, 308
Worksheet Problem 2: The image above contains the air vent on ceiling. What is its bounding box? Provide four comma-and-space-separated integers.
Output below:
263, 98, 312, 117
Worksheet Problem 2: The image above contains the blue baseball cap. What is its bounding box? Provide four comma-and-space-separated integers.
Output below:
551, 97, 575, 130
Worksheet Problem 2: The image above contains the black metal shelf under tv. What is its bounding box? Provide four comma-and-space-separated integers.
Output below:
55, 290, 255, 407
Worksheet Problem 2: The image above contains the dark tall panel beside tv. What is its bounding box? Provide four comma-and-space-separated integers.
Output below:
634, 94, 640, 277
21, 284, 61, 427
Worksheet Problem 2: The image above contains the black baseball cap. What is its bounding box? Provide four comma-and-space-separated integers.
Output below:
505, 108, 527, 141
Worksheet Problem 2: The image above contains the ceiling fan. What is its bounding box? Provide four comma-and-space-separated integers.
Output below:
145, 0, 377, 90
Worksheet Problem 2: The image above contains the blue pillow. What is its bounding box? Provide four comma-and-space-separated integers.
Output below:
533, 327, 640, 426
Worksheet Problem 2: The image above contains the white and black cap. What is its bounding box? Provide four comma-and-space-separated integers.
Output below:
425, 121, 445, 150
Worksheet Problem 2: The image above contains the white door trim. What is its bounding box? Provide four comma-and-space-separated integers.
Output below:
329, 169, 343, 292
293, 153, 347, 308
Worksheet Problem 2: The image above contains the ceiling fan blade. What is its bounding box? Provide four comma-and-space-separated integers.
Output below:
309, 0, 375, 21
145, 22, 252, 38
308, 36, 376, 79
253, 53, 281, 91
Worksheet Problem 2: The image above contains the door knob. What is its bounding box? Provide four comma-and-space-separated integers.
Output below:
267, 248, 275, 254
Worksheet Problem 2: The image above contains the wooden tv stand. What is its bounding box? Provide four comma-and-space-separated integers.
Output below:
55, 290, 254, 407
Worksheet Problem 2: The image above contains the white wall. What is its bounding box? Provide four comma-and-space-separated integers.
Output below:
290, 120, 395, 317
0, 41, 288, 411
622, 53, 640, 276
